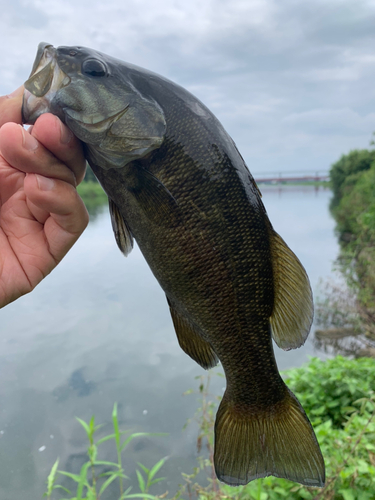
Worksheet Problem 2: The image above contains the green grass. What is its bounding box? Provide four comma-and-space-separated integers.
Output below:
44, 403, 167, 500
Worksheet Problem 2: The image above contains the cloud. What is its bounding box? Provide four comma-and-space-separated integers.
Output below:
283, 108, 375, 135
1, 0, 375, 172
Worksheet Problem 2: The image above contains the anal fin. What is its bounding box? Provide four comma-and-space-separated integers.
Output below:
167, 298, 219, 370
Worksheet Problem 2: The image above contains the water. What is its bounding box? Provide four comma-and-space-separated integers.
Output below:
0, 185, 339, 498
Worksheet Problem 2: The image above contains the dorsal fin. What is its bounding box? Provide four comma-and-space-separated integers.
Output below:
167, 298, 219, 369
109, 198, 134, 256
268, 228, 313, 350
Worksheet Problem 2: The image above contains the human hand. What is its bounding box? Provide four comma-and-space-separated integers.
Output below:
0, 86, 89, 308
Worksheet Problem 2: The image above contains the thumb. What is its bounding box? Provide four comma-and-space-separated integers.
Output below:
0, 86, 24, 127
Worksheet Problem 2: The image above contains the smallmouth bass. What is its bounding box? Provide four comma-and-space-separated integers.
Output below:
22, 43, 325, 487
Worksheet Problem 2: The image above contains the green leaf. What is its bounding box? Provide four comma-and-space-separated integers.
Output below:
137, 463, 149, 474
99, 473, 120, 496
53, 485, 72, 494
118, 487, 133, 500
77, 462, 91, 500
136, 470, 146, 492
45, 458, 59, 495
339, 489, 355, 500
148, 477, 166, 487
76, 418, 91, 437
58, 471, 82, 483
92, 460, 121, 468
112, 402, 123, 457
96, 433, 116, 445
148, 457, 167, 481
120, 433, 149, 452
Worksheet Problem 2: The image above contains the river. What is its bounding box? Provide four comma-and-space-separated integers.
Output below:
0, 185, 339, 499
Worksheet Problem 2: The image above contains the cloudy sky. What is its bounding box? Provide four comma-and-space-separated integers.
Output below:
1, 0, 375, 173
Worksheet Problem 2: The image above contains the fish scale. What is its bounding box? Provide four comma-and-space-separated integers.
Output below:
22, 42, 325, 487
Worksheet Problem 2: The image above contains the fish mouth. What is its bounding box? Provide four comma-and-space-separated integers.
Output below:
65, 106, 129, 134
22, 42, 129, 132
22, 43, 71, 124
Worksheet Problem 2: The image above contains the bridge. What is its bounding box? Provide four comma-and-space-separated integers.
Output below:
253, 170, 330, 184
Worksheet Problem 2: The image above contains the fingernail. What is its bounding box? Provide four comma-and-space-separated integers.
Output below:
20, 126, 38, 151
60, 120, 73, 144
36, 174, 55, 191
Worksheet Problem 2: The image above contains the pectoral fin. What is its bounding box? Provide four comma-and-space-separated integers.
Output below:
109, 198, 133, 256
167, 298, 219, 369
269, 228, 313, 350
131, 167, 182, 227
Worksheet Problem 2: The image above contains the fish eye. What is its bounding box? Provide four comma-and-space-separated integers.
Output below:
82, 59, 107, 77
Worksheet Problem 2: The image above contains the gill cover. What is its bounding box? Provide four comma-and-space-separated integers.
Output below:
77, 94, 167, 169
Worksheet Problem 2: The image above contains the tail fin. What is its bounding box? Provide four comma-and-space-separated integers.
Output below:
214, 389, 325, 487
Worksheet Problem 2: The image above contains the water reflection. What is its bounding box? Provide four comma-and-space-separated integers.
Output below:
53, 368, 97, 401
0, 185, 338, 499
313, 328, 375, 358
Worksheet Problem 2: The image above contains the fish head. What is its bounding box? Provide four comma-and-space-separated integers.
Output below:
22, 42, 166, 169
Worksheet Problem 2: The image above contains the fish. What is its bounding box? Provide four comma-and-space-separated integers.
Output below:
22, 42, 325, 487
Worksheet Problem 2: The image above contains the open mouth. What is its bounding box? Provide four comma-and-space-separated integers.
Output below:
22, 43, 71, 124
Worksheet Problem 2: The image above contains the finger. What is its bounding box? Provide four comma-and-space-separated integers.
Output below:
0, 86, 24, 127
0, 122, 77, 186
30, 114, 87, 184
24, 173, 89, 262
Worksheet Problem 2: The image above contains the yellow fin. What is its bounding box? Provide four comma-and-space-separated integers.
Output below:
214, 389, 325, 487
109, 199, 133, 256
269, 229, 313, 350
167, 298, 219, 370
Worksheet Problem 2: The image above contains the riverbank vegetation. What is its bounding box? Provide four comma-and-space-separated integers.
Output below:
330, 151, 375, 317
76, 167, 108, 215
315, 148, 375, 355
77, 181, 107, 214
44, 357, 375, 500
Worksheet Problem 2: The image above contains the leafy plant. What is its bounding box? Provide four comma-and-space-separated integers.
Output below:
43, 403, 167, 500
174, 358, 375, 500
284, 356, 375, 428
136, 459, 168, 495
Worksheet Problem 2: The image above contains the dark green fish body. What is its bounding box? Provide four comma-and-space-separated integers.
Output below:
22, 43, 325, 487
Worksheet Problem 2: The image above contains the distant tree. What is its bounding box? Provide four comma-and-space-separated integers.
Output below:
329, 149, 375, 211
